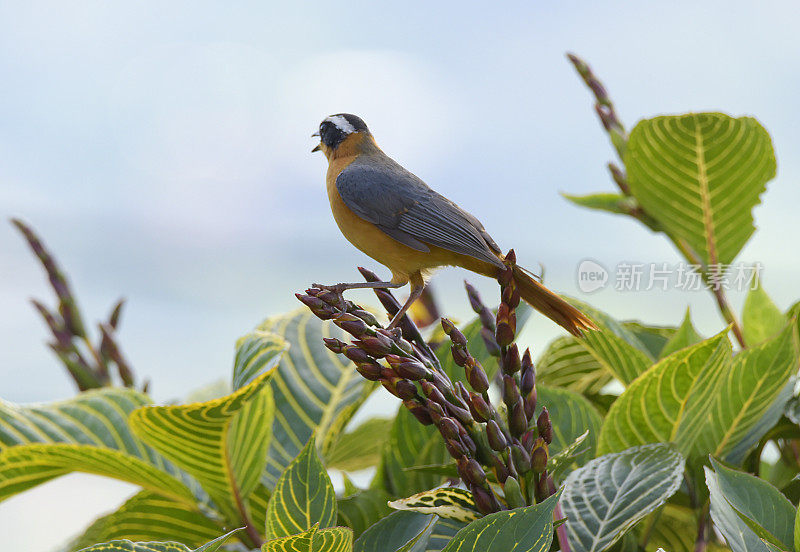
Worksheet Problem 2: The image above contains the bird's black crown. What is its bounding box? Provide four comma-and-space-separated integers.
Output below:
318, 113, 370, 149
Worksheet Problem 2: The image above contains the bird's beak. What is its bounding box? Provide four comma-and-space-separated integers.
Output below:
311, 131, 321, 152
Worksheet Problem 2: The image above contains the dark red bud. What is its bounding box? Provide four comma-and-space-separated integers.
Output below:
524, 388, 538, 420
470, 484, 499, 515
446, 440, 465, 459
404, 400, 433, 425
451, 344, 471, 367
537, 407, 553, 445
510, 400, 528, 437
446, 403, 474, 426
521, 347, 533, 371
521, 429, 536, 453
480, 328, 501, 357
357, 334, 394, 357
442, 318, 467, 347
355, 362, 382, 381
438, 417, 461, 441
502, 375, 521, 406
486, 420, 507, 451
343, 346, 372, 364
492, 454, 509, 483
531, 439, 548, 473
421, 381, 446, 405
503, 344, 521, 374
322, 337, 346, 353
466, 362, 490, 393
536, 470, 549, 500
426, 400, 445, 423
520, 365, 535, 395
395, 379, 418, 400
334, 314, 369, 337
468, 393, 492, 423
464, 281, 483, 313
495, 322, 515, 348
499, 266, 514, 287
350, 309, 379, 326
464, 458, 487, 486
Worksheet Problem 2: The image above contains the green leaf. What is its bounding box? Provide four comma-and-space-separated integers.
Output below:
441, 491, 561, 552
265, 437, 337, 540
388, 487, 480, 523
0, 443, 194, 505
337, 488, 392, 538
622, 321, 678, 359
77, 528, 241, 552
561, 444, 685, 552
379, 408, 449, 497
233, 331, 289, 390
69, 491, 222, 551
566, 299, 654, 385
597, 331, 731, 456
709, 458, 795, 550
261, 525, 353, 552
659, 309, 702, 359
795, 499, 800, 552
354, 511, 437, 552
257, 309, 377, 487
699, 324, 798, 458
536, 336, 612, 396
0, 387, 199, 500
536, 386, 603, 468
130, 366, 277, 519
706, 465, 778, 552
644, 504, 697, 552
562, 192, 635, 216
327, 417, 393, 472
426, 518, 468, 552
743, 282, 786, 346
625, 113, 776, 265
548, 430, 590, 483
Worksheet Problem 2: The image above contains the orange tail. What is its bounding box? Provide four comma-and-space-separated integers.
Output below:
511, 265, 597, 337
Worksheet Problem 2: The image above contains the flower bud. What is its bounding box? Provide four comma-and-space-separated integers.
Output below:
463, 458, 487, 486
536, 470, 549, 500
455, 381, 471, 403
468, 393, 492, 423
510, 443, 531, 474
486, 420, 507, 451
495, 322, 515, 348
510, 400, 528, 437
350, 309, 379, 327
451, 344, 471, 367
524, 387, 537, 420
537, 407, 553, 444
520, 365, 535, 395
426, 400, 445, 423
334, 314, 370, 337
404, 401, 433, 425
395, 379, 418, 400
470, 484, 500, 515
343, 346, 372, 364
446, 403, 474, 426
502, 375, 521, 407
442, 318, 467, 347
438, 417, 461, 441
480, 328, 501, 357
466, 362, 490, 393
531, 438, 548, 473
421, 381, 446, 405
457, 426, 477, 454
379, 327, 402, 341
322, 337, 346, 354
503, 344, 521, 374
357, 334, 394, 357
492, 454, 509, 483
464, 281, 484, 314
355, 362, 382, 381
498, 265, 514, 287
502, 284, 521, 309
521, 429, 536, 453
448, 439, 468, 458
503, 476, 526, 509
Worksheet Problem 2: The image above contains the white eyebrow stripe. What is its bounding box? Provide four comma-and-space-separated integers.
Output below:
325, 115, 356, 134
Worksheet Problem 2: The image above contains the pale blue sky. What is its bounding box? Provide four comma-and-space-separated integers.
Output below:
1, 2, 800, 546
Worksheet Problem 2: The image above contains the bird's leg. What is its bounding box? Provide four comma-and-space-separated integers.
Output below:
311, 281, 404, 310
387, 283, 425, 329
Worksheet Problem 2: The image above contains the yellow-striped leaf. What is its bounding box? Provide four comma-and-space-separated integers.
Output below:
598, 331, 731, 456
69, 491, 222, 551
622, 321, 679, 359
257, 310, 377, 487
77, 528, 241, 552
625, 113, 776, 265
441, 491, 561, 552
265, 437, 337, 540
567, 299, 654, 385
742, 283, 786, 346
536, 336, 612, 396
643, 504, 697, 552
0, 387, 199, 499
561, 444, 685, 552
337, 488, 392, 538
326, 417, 393, 472
261, 524, 353, 552
354, 511, 437, 552
0, 443, 195, 505
427, 518, 468, 552
233, 331, 289, 390
659, 310, 702, 359
130, 367, 277, 520
536, 386, 603, 468
388, 488, 480, 523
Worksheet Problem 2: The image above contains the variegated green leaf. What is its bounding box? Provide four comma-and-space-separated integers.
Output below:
659, 310, 702, 359
536, 336, 612, 396
388, 488, 480, 523
0, 387, 199, 499
742, 283, 786, 346
0, 443, 194, 504
622, 321, 678, 359
77, 528, 241, 552
548, 430, 590, 482
327, 417, 393, 472
261, 525, 353, 552
561, 444, 685, 552
337, 488, 392, 538
598, 331, 731, 456
379, 408, 449, 497
441, 491, 561, 552
130, 367, 277, 519
643, 504, 697, 552
567, 299, 654, 385
354, 511, 437, 552
427, 518, 468, 552
69, 491, 222, 551
625, 113, 776, 266
257, 309, 376, 487
265, 437, 337, 540
233, 331, 289, 390
536, 386, 602, 468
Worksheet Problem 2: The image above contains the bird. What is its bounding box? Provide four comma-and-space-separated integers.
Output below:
311, 113, 596, 336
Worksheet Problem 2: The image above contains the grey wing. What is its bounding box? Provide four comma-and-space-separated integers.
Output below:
336, 159, 504, 268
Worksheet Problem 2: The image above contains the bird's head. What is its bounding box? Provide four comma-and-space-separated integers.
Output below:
312, 113, 371, 157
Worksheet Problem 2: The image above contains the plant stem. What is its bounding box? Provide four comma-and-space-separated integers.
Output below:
694, 503, 710, 552
554, 502, 571, 552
